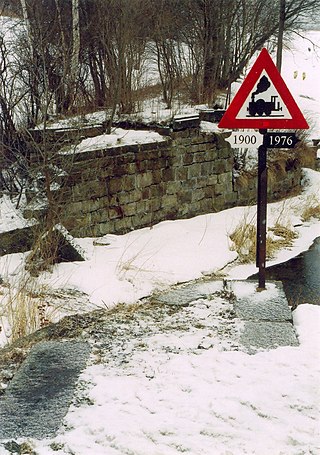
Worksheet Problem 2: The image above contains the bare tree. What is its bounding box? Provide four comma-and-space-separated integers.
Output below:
276, 0, 286, 71
176, 0, 319, 105
148, 0, 185, 109
0, 20, 31, 199
5, 0, 319, 128
80, 0, 150, 128
276, 0, 320, 73
68, 0, 80, 110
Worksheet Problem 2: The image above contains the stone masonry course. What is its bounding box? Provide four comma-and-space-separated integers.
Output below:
28, 128, 302, 237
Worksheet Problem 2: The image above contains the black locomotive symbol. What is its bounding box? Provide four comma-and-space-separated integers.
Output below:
247, 75, 283, 117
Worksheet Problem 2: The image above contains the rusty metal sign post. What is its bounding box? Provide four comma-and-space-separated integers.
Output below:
256, 131, 268, 289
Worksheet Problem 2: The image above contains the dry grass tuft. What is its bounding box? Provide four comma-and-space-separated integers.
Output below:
229, 220, 256, 263
26, 227, 60, 276
294, 138, 317, 169
302, 204, 320, 221
233, 170, 256, 189
267, 223, 298, 256
0, 275, 52, 344
230, 217, 298, 264
301, 194, 320, 222
268, 223, 297, 243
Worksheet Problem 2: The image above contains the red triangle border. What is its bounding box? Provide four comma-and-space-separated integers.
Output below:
218, 48, 309, 130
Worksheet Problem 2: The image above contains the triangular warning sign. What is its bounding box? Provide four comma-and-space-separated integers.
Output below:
218, 48, 309, 130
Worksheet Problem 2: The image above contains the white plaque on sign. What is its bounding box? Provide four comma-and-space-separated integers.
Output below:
225, 131, 263, 149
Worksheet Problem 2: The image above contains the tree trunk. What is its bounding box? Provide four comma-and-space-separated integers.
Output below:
88, 53, 105, 106
68, 0, 80, 111
20, 0, 32, 50
20, 0, 40, 126
201, 0, 221, 105
276, 0, 286, 72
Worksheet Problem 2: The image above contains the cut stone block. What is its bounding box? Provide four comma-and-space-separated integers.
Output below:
231, 280, 293, 322
172, 115, 200, 131
52, 224, 87, 262
240, 321, 299, 353
0, 225, 36, 256
154, 280, 225, 306
199, 109, 226, 123
0, 340, 90, 439
28, 223, 86, 267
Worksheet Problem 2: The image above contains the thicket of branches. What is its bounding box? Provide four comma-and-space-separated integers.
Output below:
0, 0, 319, 193
1, 0, 319, 126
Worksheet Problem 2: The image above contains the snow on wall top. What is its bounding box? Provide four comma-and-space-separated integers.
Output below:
60, 128, 167, 155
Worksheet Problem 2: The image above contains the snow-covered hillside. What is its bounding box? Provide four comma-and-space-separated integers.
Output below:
281, 30, 320, 139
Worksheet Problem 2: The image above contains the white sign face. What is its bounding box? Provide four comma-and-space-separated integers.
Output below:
235, 70, 292, 120
225, 131, 263, 149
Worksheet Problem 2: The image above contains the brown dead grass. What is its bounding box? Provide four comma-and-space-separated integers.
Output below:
229, 221, 256, 263
230, 220, 298, 264
301, 200, 320, 222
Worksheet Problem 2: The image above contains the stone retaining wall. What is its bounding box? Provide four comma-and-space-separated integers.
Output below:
50, 128, 302, 237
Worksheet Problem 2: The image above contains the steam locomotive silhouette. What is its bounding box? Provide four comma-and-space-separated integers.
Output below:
248, 92, 283, 117
247, 75, 283, 117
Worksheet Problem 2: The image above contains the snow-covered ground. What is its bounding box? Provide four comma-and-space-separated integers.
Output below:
27, 302, 318, 455
281, 30, 320, 139
59, 129, 167, 156
0, 194, 34, 232
0, 22, 319, 455
1, 168, 319, 342
0, 168, 319, 454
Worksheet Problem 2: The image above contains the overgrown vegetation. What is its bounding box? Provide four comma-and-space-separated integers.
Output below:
0, 0, 317, 227
1, 0, 319, 126
0, 0, 318, 207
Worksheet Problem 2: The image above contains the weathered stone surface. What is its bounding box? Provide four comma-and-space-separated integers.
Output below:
156, 279, 299, 354
161, 194, 178, 209
229, 280, 299, 353
172, 115, 200, 131
240, 321, 299, 353
0, 225, 36, 256
52, 224, 87, 262
232, 280, 293, 322
0, 340, 90, 439
28, 224, 86, 268
199, 109, 226, 123
22, 127, 302, 238
153, 280, 225, 306
29, 124, 105, 144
